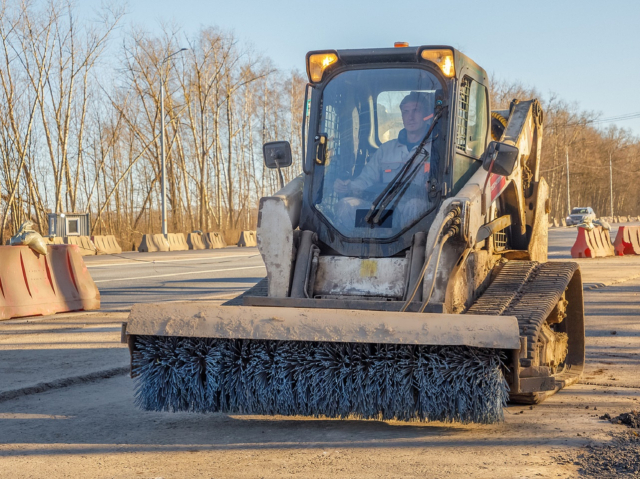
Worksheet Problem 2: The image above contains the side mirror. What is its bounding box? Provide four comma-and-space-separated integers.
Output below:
263, 141, 291, 189
263, 141, 292, 169
482, 141, 519, 177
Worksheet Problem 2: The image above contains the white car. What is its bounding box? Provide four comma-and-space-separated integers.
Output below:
566, 207, 596, 226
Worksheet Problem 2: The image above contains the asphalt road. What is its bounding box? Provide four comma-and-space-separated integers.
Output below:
84, 248, 265, 310
85, 222, 639, 310
2, 226, 640, 478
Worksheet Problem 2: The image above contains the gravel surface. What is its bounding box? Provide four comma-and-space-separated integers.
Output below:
556, 432, 640, 478
601, 411, 640, 428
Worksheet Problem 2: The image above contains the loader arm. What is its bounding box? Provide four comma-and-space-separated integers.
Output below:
489, 99, 547, 258
423, 99, 547, 313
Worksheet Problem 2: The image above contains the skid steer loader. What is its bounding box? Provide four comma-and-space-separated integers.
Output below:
123, 45, 585, 423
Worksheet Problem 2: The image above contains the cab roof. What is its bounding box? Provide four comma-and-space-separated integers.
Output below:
328, 45, 487, 81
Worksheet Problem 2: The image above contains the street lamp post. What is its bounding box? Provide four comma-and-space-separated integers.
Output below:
160, 77, 167, 236
609, 151, 614, 217
565, 146, 571, 215
160, 48, 187, 237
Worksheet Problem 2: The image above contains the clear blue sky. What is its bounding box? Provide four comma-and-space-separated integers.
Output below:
99, 0, 640, 135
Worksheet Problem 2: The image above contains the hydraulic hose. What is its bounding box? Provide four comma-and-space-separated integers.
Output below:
400, 208, 459, 312
418, 225, 457, 313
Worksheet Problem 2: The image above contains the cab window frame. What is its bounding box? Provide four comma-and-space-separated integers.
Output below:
304, 62, 449, 244
455, 75, 489, 160
451, 74, 490, 194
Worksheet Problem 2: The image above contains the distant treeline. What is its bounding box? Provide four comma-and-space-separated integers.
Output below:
491, 80, 640, 219
0, 1, 637, 247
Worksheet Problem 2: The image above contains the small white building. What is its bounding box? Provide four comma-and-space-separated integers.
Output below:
47, 212, 90, 237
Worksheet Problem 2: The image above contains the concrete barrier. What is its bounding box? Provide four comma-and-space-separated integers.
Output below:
167, 233, 189, 251
106, 235, 122, 254
203, 232, 227, 249
64, 236, 96, 256
237, 230, 257, 247
91, 236, 108, 255
91, 235, 122, 255
138, 234, 169, 253
571, 226, 614, 258
613, 226, 640, 256
45, 236, 64, 245
187, 233, 206, 250
0, 244, 100, 320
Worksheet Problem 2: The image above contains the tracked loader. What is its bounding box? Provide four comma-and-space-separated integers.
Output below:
124, 45, 585, 423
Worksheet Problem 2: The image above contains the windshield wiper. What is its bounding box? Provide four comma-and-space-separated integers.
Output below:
364, 108, 444, 225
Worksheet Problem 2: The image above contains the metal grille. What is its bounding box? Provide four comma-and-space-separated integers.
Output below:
493, 230, 507, 250
456, 78, 470, 151
323, 104, 340, 163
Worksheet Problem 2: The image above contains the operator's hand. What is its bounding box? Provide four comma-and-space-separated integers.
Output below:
334, 179, 351, 195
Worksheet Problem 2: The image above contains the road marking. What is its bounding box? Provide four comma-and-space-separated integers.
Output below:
93, 265, 265, 283
87, 253, 259, 268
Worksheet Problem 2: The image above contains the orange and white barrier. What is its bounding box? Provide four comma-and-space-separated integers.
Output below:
613, 226, 640, 256
571, 226, 615, 259
0, 244, 100, 320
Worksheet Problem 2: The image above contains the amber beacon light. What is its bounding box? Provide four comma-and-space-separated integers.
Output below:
421, 49, 455, 77
308, 53, 338, 82
394, 42, 409, 48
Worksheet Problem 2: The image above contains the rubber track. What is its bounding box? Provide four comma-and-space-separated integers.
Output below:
467, 261, 579, 360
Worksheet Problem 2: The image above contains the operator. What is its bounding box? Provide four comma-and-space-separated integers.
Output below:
334, 91, 434, 229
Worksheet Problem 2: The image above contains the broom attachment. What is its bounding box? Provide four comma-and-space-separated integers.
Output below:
132, 335, 509, 424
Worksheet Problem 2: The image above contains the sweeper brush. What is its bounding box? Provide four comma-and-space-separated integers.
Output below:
132, 336, 509, 423
124, 301, 524, 423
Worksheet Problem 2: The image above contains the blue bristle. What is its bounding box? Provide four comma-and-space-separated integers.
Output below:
132, 336, 509, 424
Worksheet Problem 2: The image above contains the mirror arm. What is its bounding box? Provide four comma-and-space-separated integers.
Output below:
275, 159, 285, 190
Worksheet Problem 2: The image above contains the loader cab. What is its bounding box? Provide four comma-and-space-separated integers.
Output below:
297, 46, 490, 257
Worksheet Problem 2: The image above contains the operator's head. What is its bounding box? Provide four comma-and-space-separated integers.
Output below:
400, 92, 433, 135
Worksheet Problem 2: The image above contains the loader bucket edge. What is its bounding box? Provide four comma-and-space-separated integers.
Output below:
126, 302, 521, 349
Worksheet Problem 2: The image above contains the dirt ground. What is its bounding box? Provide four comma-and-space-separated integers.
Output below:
1, 256, 640, 478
